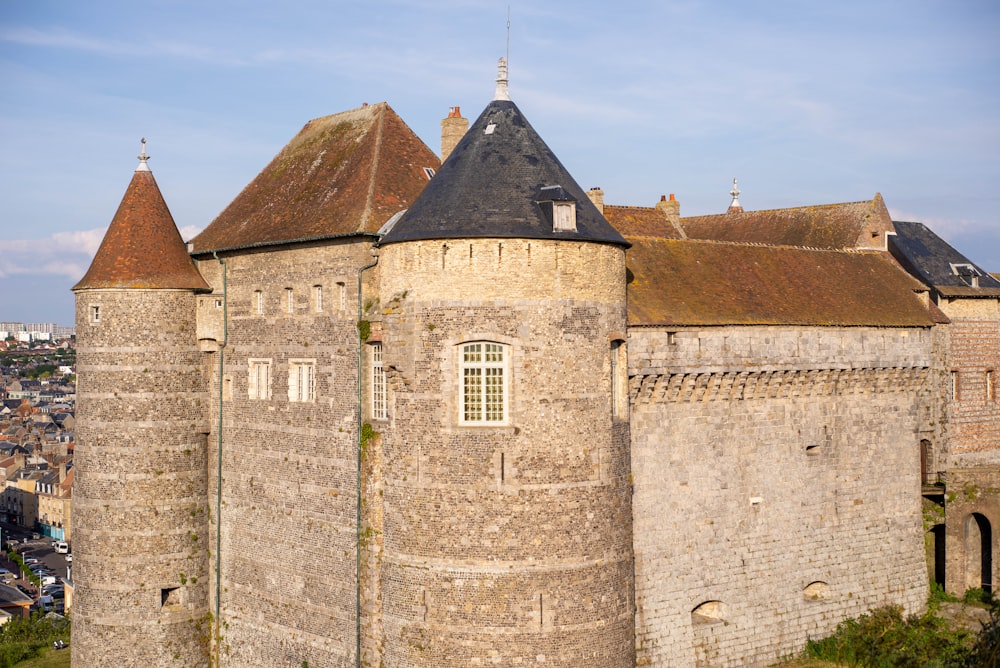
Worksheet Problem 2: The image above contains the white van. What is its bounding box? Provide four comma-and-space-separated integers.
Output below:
53, 541, 69, 554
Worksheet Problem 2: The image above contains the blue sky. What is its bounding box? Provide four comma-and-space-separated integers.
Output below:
1, 0, 998, 325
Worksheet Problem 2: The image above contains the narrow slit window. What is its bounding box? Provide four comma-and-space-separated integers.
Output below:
372, 343, 387, 419
314, 285, 323, 313
254, 290, 263, 315
286, 288, 294, 315
988, 370, 995, 402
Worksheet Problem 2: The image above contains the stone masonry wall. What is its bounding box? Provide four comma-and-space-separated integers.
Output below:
72, 288, 210, 667
195, 240, 374, 667
629, 326, 931, 667
377, 238, 635, 666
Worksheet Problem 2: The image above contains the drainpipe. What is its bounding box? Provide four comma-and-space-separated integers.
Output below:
356, 245, 379, 668
212, 252, 228, 666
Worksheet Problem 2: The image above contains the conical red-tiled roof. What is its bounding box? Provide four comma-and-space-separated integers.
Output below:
189, 102, 441, 253
73, 162, 210, 291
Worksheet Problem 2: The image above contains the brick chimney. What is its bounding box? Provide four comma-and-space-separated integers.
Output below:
656, 193, 680, 226
586, 187, 605, 214
441, 106, 468, 162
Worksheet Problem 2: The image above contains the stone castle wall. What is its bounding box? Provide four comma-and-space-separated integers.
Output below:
194, 240, 374, 667
629, 325, 932, 667
375, 238, 635, 666
72, 288, 210, 667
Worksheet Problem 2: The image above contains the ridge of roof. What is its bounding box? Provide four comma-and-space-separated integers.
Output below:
190, 103, 440, 254
73, 165, 210, 292
379, 98, 628, 247
679, 194, 892, 250
625, 236, 935, 328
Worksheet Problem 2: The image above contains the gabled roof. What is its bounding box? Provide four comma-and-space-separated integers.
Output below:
603, 205, 685, 239
73, 158, 210, 292
190, 103, 440, 254
889, 221, 1000, 297
680, 194, 893, 250
379, 98, 627, 247
626, 237, 935, 327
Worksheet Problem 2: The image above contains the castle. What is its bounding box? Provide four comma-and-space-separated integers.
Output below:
70, 62, 1000, 666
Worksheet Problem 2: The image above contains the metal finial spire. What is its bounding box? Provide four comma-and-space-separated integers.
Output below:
494, 56, 511, 101
136, 137, 150, 172
728, 178, 743, 213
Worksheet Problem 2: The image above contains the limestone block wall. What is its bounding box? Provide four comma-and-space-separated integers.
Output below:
377, 238, 635, 666
72, 289, 210, 667
629, 326, 931, 667
194, 240, 374, 667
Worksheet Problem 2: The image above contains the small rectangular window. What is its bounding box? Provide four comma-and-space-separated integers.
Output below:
90, 305, 100, 323
248, 359, 272, 400
314, 285, 323, 313
254, 290, 263, 315
372, 343, 387, 419
289, 360, 316, 402
552, 201, 577, 232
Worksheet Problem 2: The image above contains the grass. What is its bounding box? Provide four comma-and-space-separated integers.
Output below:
11, 647, 70, 668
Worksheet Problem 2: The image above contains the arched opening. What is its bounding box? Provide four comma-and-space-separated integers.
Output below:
930, 523, 946, 588
964, 513, 993, 594
691, 600, 725, 624
803, 581, 829, 601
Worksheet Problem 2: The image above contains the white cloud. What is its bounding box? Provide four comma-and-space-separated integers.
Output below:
0, 228, 104, 280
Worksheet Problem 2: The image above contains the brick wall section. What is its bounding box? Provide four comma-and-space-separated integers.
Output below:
629, 326, 931, 667
944, 467, 1000, 594
72, 289, 210, 667
937, 298, 1000, 467
377, 238, 635, 666
195, 240, 373, 667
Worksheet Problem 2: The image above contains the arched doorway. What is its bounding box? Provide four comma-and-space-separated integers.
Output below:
964, 513, 993, 593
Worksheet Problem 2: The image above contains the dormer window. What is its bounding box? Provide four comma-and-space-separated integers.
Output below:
537, 185, 578, 233
951, 263, 981, 287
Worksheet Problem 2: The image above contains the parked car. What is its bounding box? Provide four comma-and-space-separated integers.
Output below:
65, 554, 72, 563
52, 541, 69, 554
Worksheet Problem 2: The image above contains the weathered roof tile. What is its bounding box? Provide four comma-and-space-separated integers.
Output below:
189, 103, 440, 253
626, 237, 935, 327
73, 167, 210, 292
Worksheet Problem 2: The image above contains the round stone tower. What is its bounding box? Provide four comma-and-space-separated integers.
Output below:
71, 142, 212, 666
375, 62, 635, 666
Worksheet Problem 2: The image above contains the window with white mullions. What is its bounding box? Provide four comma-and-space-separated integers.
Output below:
289, 360, 315, 402
372, 343, 387, 419
461, 342, 507, 424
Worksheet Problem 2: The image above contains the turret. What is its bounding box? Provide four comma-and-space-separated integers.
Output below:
375, 60, 635, 666
71, 140, 211, 667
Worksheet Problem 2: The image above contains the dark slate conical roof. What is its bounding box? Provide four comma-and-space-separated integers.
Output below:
379, 98, 628, 247
74, 153, 210, 292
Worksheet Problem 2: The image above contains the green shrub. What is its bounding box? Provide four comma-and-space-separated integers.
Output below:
806, 605, 973, 667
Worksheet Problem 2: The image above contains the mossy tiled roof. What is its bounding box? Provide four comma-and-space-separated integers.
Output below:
680, 194, 893, 250
73, 169, 210, 292
625, 237, 935, 327
603, 205, 685, 239
190, 103, 440, 254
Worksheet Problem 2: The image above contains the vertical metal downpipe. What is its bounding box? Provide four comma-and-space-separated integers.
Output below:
212, 252, 228, 667
356, 247, 379, 668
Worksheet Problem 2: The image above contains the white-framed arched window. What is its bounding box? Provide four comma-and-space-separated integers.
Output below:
460, 341, 508, 424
